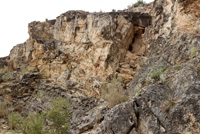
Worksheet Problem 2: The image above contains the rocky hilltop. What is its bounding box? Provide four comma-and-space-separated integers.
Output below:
0, 0, 200, 133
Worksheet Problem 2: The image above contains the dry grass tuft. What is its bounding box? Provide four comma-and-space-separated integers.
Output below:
101, 78, 128, 107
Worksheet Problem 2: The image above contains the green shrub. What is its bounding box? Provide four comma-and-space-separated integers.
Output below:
112, 9, 116, 12
47, 98, 71, 134
128, 0, 146, 8
134, 0, 145, 7
2, 72, 14, 81
101, 78, 128, 107
151, 67, 168, 81
20, 112, 46, 134
8, 98, 71, 134
8, 112, 46, 134
8, 112, 22, 130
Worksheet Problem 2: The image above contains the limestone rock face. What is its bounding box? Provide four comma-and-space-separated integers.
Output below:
9, 11, 151, 97
127, 0, 200, 133
84, 101, 138, 134
1, 0, 200, 133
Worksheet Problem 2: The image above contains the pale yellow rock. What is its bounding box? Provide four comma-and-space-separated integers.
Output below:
8, 11, 150, 96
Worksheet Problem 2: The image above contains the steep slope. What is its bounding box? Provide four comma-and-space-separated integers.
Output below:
0, 0, 200, 133
127, 0, 200, 133
0, 10, 151, 133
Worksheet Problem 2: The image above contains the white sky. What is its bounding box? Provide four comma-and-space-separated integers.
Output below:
0, 0, 153, 57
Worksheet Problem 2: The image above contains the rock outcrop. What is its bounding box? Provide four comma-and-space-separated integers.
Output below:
9, 11, 151, 98
0, 0, 200, 133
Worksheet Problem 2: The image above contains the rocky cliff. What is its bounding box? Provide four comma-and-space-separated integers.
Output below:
0, 0, 200, 133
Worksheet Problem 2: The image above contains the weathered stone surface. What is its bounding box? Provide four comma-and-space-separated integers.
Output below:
127, 0, 200, 133
8, 11, 151, 97
1, 0, 200, 133
84, 101, 138, 134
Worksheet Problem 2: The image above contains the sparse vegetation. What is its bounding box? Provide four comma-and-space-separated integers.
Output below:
101, 78, 128, 107
128, 0, 146, 8
143, 79, 151, 86
151, 71, 161, 80
190, 47, 197, 58
20, 112, 46, 134
183, 54, 190, 60
151, 67, 168, 81
0, 101, 13, 118
8, 112, 22, 130
2, 72, 14, 81
47, 98, 71, 134
112, 9, 116, 12
20, 65, 37, 74
160, 67, 168, 73
8, 98, 71, 134
20, 65, 29, 74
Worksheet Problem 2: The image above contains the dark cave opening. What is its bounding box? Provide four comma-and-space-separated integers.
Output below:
128, 44, 133, 51
128, 34, 138, 52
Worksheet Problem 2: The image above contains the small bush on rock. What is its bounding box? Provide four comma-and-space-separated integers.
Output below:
47, 98, 71, 134
20, 112, 46, 134
2, 72, 14, 81
8, 112, 22, 130
133, 0, 145, 7
128, 0, 146, 8
101, 78, 128, 107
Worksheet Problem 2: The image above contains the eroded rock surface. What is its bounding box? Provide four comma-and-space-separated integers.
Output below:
9, 11, 151, 98
1, 0, 200, 133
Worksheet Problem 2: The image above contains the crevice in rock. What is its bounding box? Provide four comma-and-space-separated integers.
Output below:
99, 116, 104, 123
143, 99, 167, 133
127, 124, 136, 134
135, 101, 140, 133
127, 101, 140, 134
110, 126, 115, 134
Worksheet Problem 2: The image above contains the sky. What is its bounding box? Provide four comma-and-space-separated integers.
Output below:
0, 0, 153, 57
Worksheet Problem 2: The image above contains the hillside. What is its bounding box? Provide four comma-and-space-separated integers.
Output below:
0, 0, 200, 133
